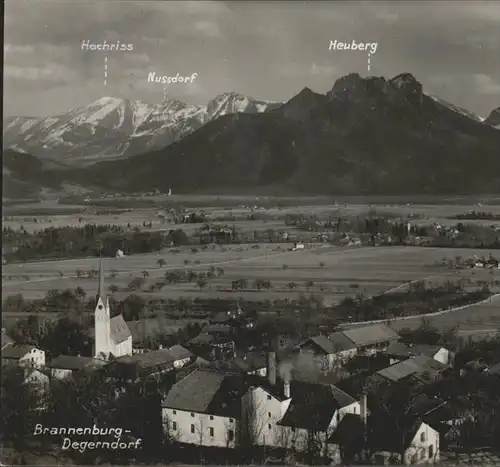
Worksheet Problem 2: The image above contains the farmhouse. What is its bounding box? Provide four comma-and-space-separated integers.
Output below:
2, 345, 46, 368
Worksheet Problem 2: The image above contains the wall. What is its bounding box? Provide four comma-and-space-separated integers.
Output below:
433, 348, 450, 365
51, 368, 73, 379
162, 407, 238, 448
243, 386, 292, 447
20, 348, 46, 368
112, 336, 133, 358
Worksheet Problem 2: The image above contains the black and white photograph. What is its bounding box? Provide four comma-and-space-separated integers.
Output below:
2, 0, 500, 465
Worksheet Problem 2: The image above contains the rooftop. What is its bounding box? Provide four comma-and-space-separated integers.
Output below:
279, 380, 356, 431
2, 345, 38, 360
342, 324, 400, 347
47, 355, 99, 371
162, 369, 246, 418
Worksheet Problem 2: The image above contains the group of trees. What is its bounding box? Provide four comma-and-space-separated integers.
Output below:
2, 225, 170, 261
333, 281, 493, 323
1, 365, 174, 464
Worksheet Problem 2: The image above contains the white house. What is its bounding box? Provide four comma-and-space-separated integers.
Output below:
161, 369, 242, 448
328, 414, 440, 465
2, 345, 46, 368
369, 420, 440, 465
22, 368, 50, 394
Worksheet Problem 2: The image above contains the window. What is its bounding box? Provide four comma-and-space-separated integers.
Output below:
268, 424, 272, 429
420, 432, 426, 442
191, 413, 194, 417
267, 395, 272, 400
172, 410, 176, 415
268, 412, 272, 418
229, 418, 234, 423
291, 427, 296, 433
210, 415, 214, 420
428, 445, 434, 459
172, 421, 177, 431
353, 406, 357, 414
190, 424, 195, 433
228, 429, 234, 441
419, 450, 425, 460
209, 427, 214, 437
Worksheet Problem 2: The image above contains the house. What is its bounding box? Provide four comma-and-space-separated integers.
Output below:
1, 328, 14, 350
295, 335, 347, 371
210, 305, 256, 329
167, 345, 195, 369
374, 355, 448, 384
409, 344, 452, 365
21, 368, 50, 393
207, 351, 268, 376
340, 324, 400, 355
2, 345, 46, 368
187, 333, 235, 361
162, 369, 244, 448
162, 351, 362, 454
1, 365, 50, 394
368, 418, 440, 464
386, 341, 411, 364
113, 347, 193, 381
328, 414, 440, 465
47, 355, 105, 379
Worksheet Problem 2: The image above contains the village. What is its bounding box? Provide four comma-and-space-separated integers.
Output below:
2, 254, 500, 465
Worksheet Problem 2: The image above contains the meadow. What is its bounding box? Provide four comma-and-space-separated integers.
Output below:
3, 198, 500, 336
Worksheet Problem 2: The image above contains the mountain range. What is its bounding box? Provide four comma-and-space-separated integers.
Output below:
3, 93, 281, 167
3, 72, 500, 198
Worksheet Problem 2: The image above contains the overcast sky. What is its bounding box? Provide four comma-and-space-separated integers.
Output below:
4, 0, 500, 118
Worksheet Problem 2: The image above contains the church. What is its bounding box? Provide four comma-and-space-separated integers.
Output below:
93, 259, 132, 359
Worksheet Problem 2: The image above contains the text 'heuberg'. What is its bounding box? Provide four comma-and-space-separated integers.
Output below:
329, 40, 378, 54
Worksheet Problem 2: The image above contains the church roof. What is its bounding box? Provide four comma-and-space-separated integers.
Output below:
110, 315, 131, 344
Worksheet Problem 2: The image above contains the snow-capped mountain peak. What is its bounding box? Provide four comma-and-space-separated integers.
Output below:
3, 93, 282, 166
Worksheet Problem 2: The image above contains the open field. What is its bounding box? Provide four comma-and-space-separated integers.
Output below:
385, 293, 500, 334
4, 201, 500, 233
3, 197, 500, 336
3, 245, 499, 304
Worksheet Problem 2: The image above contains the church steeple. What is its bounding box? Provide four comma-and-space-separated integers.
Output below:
97, 258, 106, 303
94, 258, 110, 359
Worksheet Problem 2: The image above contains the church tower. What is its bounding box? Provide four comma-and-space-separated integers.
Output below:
94, 259, 111, 358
